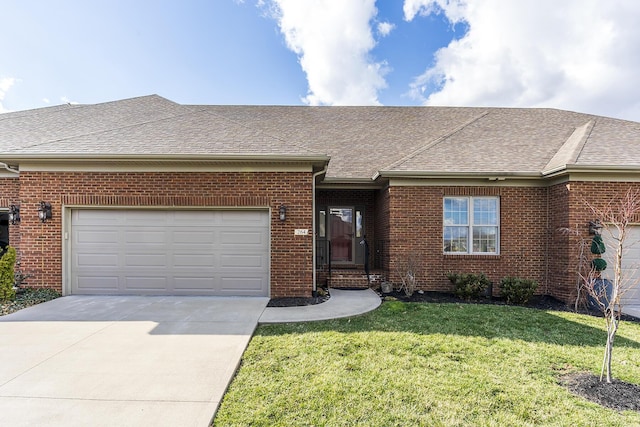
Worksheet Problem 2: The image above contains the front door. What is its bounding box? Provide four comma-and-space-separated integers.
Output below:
319, 206, 365, 265
329, 207, 354, 263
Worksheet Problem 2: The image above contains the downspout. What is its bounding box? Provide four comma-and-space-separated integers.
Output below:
0, 162, 19, 175
312, 164, 328, 295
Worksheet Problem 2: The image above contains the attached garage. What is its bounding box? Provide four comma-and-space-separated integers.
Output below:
601, 225, 640, 308
69, 209, 270, 296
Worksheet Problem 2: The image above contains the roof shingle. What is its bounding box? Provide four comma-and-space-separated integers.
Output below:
2, 95, 639, 180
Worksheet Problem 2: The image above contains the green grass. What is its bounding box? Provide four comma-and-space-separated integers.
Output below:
214, 301, 640, 427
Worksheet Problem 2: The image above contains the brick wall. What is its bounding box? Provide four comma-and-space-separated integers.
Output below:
387, 185, 549, 296
549, 181, 640, 304
374, 187, 390, 271
17, 171, 313, 298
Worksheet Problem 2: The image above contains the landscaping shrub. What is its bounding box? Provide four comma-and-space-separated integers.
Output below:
0, 246, 17, 302
500, 276, 539, 305
447, 272, 491, 300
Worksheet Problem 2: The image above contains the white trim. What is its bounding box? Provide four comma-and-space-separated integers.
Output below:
389, 177, 546, 187
19, 161, 314, 173
443, 196, 500, 255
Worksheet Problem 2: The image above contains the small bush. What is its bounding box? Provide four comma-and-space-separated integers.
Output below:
447, 272, 491, 300
500, 277, 539, 305
0, 247, 17, 302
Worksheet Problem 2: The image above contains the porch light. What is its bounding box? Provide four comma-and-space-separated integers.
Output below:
589, 219, 603, 235
8, 204, 20, 225
38, 201, 52, 223
279, 205, 287, 221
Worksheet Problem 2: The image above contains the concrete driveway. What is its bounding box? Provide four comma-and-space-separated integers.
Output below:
0, 295, 269, 427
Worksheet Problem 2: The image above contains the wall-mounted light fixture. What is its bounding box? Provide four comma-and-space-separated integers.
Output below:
38, 201, 52, 223
8, 204, 20, 225
279, 205, 287, 221
589, 219, 603, 235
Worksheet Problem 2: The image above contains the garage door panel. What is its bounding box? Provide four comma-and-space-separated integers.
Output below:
220, 231, 264, 245
125, 254, 167, 267
173, 254, 216, 267
124, 276, 169, 290
75, 210, 120, 225
174, 277, 216, 290
77, 254, 119, 268
76, 230, 119, 244
221, 254, 265, 268
220, 277, 266, 292
126, 230, 167, 244
221, 210, 266, 225
76, 276, 120, 291
172, 231, 215, 244
602, 226, 640, 307
71, 209, 269, 296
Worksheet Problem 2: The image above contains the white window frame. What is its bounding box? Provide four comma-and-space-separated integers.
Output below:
443, 196, 500, 255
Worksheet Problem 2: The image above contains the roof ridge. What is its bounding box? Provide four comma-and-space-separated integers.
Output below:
542, 120, 595, 175
375, 110, 490, 177
0, 103, 85, 121
0, 94, 174, 122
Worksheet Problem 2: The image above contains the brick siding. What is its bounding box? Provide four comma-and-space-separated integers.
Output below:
16, 171, 313, 298
548, 181, 640, 304
7, 170, 640, 303
387, 185, 548, 296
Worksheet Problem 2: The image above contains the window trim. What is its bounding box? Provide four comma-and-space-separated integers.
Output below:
443, 196, 500, 255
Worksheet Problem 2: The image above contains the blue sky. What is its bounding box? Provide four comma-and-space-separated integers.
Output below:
2, 1, 640, 121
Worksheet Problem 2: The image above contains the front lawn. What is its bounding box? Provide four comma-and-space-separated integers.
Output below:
214, 301, 640, 426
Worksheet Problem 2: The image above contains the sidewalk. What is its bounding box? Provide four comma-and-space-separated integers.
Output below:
259, 288, 381, 323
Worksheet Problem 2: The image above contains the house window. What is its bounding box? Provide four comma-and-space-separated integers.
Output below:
443, 197, 499, 254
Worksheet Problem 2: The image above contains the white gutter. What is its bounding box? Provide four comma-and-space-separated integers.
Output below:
312, 164, 328, 294
0, 162, 19, 174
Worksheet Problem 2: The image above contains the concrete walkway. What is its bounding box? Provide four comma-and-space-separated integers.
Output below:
0, 289, 381, 427
259, 288, 381, 323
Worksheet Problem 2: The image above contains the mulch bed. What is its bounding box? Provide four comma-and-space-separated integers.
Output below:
562, 373, 640, 412
267, 292, 330, 307
267, 288, 640, 412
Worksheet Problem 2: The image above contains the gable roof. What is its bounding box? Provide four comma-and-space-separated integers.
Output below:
1, 95, 639, 182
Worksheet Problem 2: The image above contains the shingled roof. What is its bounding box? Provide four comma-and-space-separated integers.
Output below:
1, 95, 639, 182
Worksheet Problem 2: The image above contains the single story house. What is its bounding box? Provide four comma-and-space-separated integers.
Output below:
0, 95, 638, 306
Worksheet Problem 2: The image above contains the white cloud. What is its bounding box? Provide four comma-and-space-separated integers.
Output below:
405, 0, 640, 121
267, 0, 387, 105
0, 77, 17, 113
377, 21, 395, 37
403, 0, 466, 24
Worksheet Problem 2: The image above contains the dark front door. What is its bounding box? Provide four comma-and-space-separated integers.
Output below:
317, 206, 365, 265
329, 207, 354, 263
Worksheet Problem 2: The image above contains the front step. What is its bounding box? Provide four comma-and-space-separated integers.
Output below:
326, 269, 384, 289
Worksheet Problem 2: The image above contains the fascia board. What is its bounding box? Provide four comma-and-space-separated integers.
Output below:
2, 154, 330, 172
378, 170, 542, 180
0, 153, 330, 163
542, 164, 640, 179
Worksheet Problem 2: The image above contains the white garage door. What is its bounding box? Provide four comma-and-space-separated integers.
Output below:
601, 225, 640, 307
70, 209, 269, 296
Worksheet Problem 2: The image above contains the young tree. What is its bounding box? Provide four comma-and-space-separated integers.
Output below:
572, 189, 640, 383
